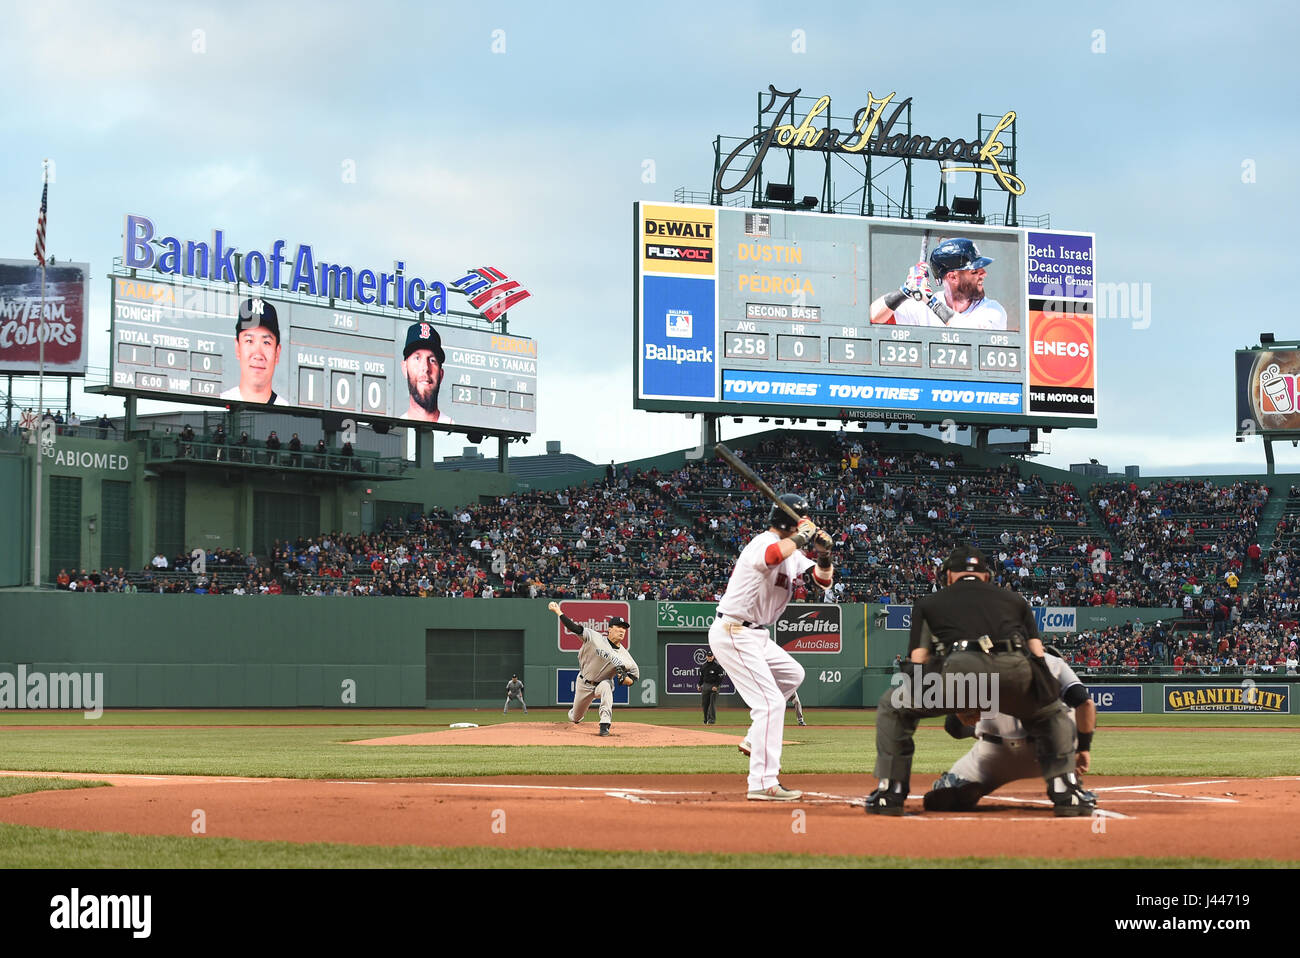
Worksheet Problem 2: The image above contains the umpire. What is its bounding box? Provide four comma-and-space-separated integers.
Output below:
866, 543, 1095, 817
698, 650, 725, 725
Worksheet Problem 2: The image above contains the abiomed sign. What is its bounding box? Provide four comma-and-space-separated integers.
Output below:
715, 85, 1024, 198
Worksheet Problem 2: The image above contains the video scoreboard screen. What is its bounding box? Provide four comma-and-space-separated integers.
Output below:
109, 277, 537, 435
634, 202, 1096, 427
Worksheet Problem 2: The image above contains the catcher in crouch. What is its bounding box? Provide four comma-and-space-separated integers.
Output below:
549, 603, 639, 736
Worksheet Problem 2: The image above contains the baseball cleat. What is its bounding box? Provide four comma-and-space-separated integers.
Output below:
747, 783, 802, 801
738, 738, 751, 757
567, 710, 578, 724
797, 718, 807, 727
599, 723, 610, 736
922, 773, 983, 812
865, 779, 908, 816
1048, 773, 1097, 817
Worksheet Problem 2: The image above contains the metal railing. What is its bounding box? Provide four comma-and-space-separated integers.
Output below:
146, 436, 405, 478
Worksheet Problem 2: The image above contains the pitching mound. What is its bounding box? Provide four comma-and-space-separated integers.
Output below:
350, 722, 783, 748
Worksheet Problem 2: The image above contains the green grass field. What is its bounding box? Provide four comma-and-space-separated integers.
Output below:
0, 708, 1295, 778
1, 709, 1296, 868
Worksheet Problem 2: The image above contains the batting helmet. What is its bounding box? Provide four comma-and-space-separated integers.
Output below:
1043, 645, 1064, 659
929, 238, 993, 281
941, 542, 992, 578
768, 493, 810, 531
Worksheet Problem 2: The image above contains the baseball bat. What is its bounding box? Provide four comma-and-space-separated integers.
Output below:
714, 443, 806, 527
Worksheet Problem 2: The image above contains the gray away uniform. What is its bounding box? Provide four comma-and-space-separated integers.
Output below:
926, 653, 1085, 809
504, 678, 527, 714
560, 615, 639, 727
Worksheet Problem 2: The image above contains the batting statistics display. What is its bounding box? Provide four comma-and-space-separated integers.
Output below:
634, 202, 1096, 427
109, 277, 537, 434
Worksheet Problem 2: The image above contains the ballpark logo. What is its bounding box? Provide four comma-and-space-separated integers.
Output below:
644, 343, 713, 365
774, 604, 842, 654
450, 266, 531, 323
557, 600, 632, 652
666, 309, 693, 338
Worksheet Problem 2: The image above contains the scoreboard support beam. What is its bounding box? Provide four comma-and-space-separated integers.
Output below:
497, 436, 509, 474
1264, 438, 1276, 476
415, 429, 435, 469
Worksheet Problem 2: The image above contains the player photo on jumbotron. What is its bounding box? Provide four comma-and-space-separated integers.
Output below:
868, 227, 1020, 332
222, 297, 290, 405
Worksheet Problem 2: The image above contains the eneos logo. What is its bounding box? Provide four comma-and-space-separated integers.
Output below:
1029, 311, 1095, 389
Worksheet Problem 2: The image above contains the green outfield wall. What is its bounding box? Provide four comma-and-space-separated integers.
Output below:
1, 594, 1291, 713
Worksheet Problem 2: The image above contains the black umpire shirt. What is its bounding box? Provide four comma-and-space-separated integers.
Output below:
699, 658, 725, 688
908, 577, 1039, 656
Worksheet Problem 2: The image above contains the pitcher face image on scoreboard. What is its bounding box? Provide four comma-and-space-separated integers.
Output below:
220, 298, 288, 405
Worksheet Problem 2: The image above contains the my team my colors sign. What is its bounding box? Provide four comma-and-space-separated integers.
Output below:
1163, 685, 1289, 713
556, 601, 632, 652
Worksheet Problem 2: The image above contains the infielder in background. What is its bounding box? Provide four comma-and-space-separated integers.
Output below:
709, 493, 833, 801
503, 674, 528, 715
788, 692, 807, 727
549, 603, 638, 736
868, 237, 1008, 331
923, 647, 1097, 811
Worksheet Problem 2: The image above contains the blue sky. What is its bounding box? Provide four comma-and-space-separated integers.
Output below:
2, 0, 1297, 473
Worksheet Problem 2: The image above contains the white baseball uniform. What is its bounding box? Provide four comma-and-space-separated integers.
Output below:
709, 530, 813, 793
892, 294, 1008, 330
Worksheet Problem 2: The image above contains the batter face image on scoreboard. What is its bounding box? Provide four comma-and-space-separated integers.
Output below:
110, 278, 537, 433
634, 202, 1095, 427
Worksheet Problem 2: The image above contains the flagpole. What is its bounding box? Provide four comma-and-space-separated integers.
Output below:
32, 160, 47, 589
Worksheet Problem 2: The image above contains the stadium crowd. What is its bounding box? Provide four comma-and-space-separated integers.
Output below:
46, 432, 1300, 671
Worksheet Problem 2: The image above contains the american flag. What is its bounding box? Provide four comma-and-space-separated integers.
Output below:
34, 172, 48, 267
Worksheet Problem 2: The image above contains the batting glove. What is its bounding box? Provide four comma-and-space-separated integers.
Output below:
903, 263, 932, 301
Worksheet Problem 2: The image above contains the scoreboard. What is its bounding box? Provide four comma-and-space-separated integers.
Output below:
634, 202, 1096, 428
109, 277, 537, 435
